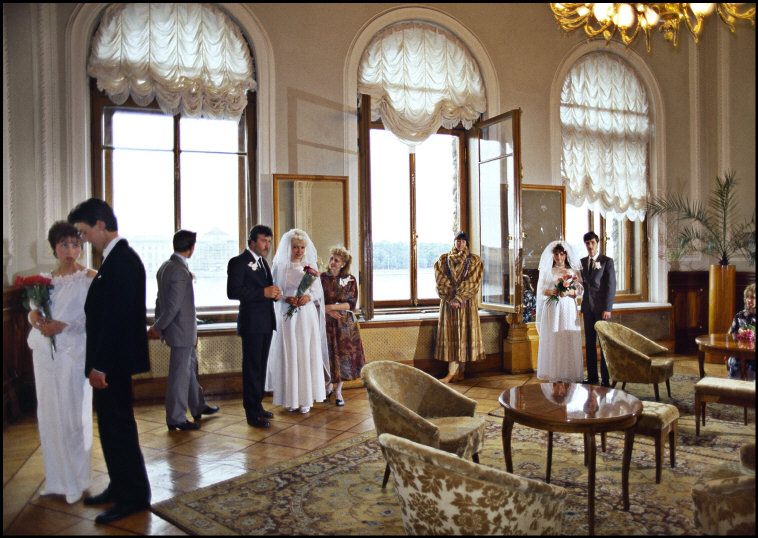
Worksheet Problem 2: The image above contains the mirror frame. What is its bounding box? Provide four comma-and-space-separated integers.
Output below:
520, 184, 566, 324
272, 174, 349, 254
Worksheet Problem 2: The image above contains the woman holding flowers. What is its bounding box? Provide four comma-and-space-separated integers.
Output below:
24, 221, 96, 503
265, 229, 330, 413
727, 283, 755, 380
535, 240, 584, 382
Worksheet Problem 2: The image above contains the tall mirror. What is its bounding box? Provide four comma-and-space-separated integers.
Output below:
273, 174, 349, 266
520, 185, 566, 323
476, 109, 522, 312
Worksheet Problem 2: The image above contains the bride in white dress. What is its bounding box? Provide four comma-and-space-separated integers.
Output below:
535, 240, 585, 382
265, 229, 330, 414
26, 221, 95, 504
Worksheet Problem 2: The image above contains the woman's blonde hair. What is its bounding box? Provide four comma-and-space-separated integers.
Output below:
745, 283, 756, 300
329, 246, 352, 277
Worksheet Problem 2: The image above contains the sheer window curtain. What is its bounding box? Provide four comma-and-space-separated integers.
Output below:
560, 52, 650, 221
88, 3, 256, 121
358, 21, 486, 149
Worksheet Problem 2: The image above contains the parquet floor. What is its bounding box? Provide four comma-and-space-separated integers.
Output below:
3, 356, 726, 535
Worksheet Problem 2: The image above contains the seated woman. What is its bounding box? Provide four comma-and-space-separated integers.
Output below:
320, 247, 366, 407
265, 229, 330, 414
727, 283, 755, 380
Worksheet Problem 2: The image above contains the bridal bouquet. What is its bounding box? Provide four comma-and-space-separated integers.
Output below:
546, 273, 578, 304
14, 274, 56, 352
284, 265, 320, 320
734, 324, 756, 343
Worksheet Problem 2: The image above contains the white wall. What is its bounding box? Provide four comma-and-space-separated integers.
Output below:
4, 3, 755, 295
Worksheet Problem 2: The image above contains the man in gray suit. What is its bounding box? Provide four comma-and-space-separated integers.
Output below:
149, 230, 218, 431
580, 231, 616, 387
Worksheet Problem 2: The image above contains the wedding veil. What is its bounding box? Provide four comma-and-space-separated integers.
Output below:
535, 239, 582, 333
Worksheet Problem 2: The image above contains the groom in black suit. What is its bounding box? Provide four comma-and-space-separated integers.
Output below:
68, 198, 151, 524
580, 231, 616, 387
227, 225, 282, 428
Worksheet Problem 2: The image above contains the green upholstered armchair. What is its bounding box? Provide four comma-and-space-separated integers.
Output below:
692, 442, 755, 535
361, 360, 485, 488
379, 433, 567, 535
595, 321, 675, 401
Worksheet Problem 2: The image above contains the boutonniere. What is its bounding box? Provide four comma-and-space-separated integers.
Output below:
593, 261, 602, 270
248, 260, 259, 271
339, 277, 350, 287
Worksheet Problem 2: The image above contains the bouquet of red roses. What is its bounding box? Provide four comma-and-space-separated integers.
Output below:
284, 265, 320, 320
546, 272, 578, 304
14, 274, 56, 352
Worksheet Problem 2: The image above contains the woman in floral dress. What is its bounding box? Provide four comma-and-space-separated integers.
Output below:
320, 247, 366, 407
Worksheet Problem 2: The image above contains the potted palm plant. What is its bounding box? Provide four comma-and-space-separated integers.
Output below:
648, 170, 756, 333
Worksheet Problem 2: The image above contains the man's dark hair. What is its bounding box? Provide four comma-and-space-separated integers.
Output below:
455, 231, 469, 243
47, 221, 81, 254
173, 229, 197, 252
248, 225, 273, 245
583, 231, 599, 243
67, 198, 118, 231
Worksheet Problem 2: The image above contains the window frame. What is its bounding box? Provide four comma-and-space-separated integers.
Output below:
575, 206, 649, 302
89, 81, 258, 320
358, 99, 469, 317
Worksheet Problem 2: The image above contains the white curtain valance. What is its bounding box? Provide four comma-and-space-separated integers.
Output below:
88, 3, 256, 120
560, 52, 650, 221
358, 21, 486, 148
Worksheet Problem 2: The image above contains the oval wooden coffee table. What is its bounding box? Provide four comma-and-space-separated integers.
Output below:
695, 333, 755, 379
499, 382, 642, 535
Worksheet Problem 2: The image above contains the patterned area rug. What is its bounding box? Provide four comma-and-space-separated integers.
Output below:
152, 375, 755, 535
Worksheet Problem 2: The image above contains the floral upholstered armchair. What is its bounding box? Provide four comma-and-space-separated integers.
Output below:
692, 442, 755, 535
361, 360, 485, 488
595, 321, 675, 401
379, 433, 567, 535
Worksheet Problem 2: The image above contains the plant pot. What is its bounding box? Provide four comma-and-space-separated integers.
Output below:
708, 264, 736, 334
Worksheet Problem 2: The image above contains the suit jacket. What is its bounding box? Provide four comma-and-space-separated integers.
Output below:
84, 238, 150, 377
580, 254, 616, 316
153, 253, 196, 348
227, 250, 276, 335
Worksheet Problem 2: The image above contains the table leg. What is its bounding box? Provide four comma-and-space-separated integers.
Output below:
502, 415, 514, 473
587, 432, 597, 536
546, 431, 553, 483
697, 349, 705, 379
622, 428, 635, 511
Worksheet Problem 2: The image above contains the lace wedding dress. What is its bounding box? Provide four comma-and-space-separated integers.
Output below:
536, 267, 585, 382
27, 269, 93, 503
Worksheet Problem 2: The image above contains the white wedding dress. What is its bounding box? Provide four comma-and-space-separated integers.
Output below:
265, 262, 330, 409
27, 269, 93, 502
536, 266, 585, 382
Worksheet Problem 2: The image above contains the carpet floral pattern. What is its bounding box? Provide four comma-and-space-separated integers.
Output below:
152, 375, 754, 535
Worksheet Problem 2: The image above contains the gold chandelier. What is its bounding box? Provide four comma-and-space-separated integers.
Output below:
550, 3, 756, 51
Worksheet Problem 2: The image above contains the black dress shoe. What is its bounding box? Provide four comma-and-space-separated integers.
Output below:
259, 410, 274, 419
84, 488, 113, 506
168, 421, 200, 431
95, 502, 150, 524
192, 405, 220, 421
600, 380, 611, 388
247, 416, 270, 428
582, 378, 599, 385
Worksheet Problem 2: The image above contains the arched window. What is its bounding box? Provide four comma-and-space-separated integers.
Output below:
357, 21, 486, 312
88, 3, 257, 314
560, 51, 650, 299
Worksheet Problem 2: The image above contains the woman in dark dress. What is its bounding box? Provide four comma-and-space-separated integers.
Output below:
320, 247, 366, 406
